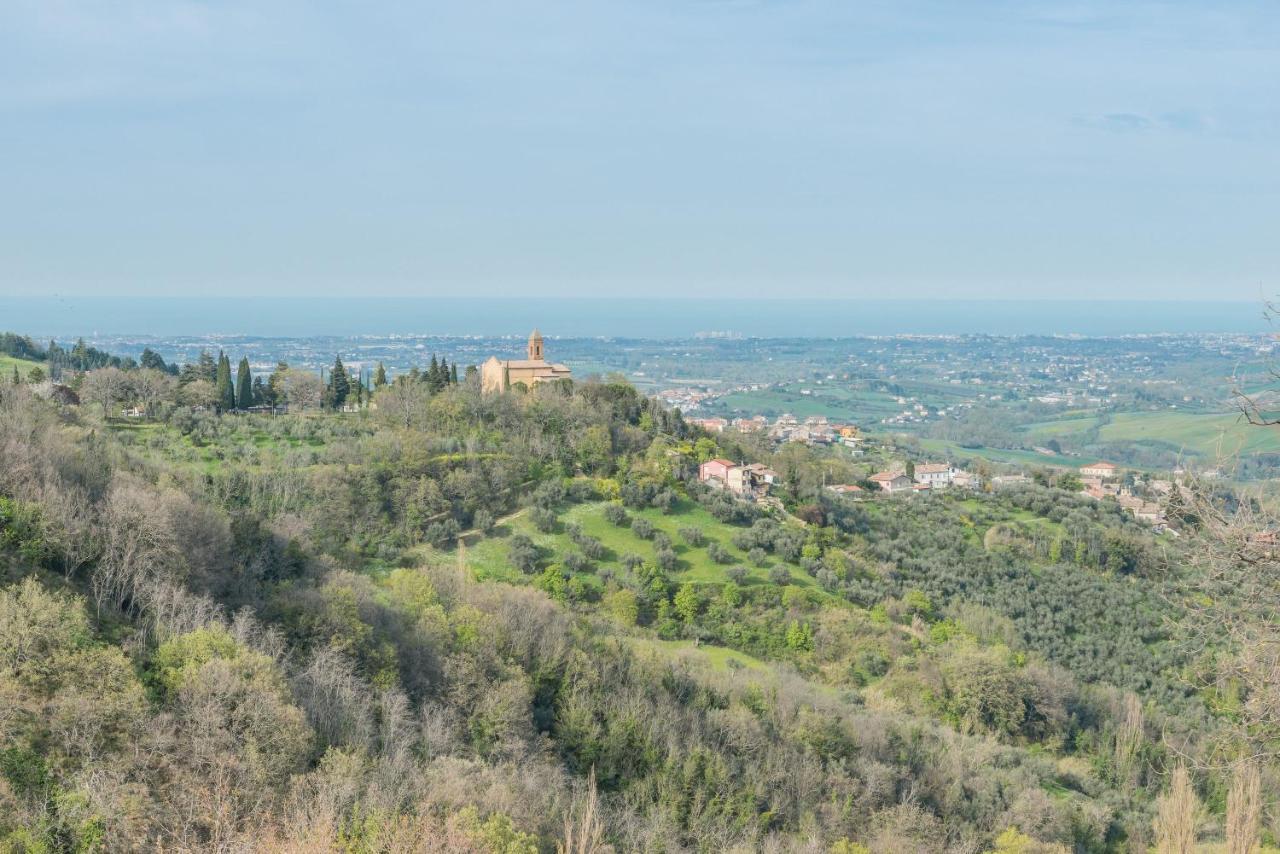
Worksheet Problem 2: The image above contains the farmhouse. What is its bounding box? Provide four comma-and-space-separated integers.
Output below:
913, 463, 953, 488
869, 471, 913, 494
698, 458, 778, 499
481, 329, 572, 393
1080, 461, 1119, 479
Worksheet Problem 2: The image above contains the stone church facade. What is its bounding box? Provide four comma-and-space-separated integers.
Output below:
481, 329, 572, 393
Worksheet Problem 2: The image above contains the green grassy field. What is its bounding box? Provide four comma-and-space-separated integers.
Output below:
1022, 410, 1280, 458
0, 354, 44, 380
915, 438, 1086, 469
423, 497, 823, 594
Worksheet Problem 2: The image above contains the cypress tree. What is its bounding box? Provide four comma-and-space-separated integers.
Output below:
373, 362, 387, 388
451, 363, 459, 385
439, 357, 450, 386
330, 356, 350, 409
215, 352, 235, 412
11, 365, 19, 385
236, 357, 253, 410
428, 355, 441, 391
252, 375, 266, 406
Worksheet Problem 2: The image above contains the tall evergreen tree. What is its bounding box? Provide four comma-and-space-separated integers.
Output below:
236, 357, 253, 410
216, 352, 235, 412
330, 356, 350, 409
252, 375, 266, 406
439, 357, 450, 386
11, 365, 19, 385
427, 354, 441, 392
451, 363, 459, 385
373, 362, 387, 388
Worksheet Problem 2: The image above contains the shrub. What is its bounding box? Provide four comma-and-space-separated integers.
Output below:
563, 552, 592, 574
651, 532, 672, 552
567, 479, 597, 503
508, 534, 539, 574
654, 548, 678, 572
603, 503, 630, 526
768, 565, 792, 586
578, 536, 605, 560
651, 489, 677, 513
678, 527, 705, 547
726, 565, 750, 584
425, 519, 460, 547
473, 510, 495, 534
707, 542, 733, 564
631, 517, 655, 540
530, 507, 559, 534
749, 547, 769, 567
620, 553, 646, 571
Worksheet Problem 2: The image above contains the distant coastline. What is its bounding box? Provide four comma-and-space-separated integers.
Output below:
0, 296, 1270, 339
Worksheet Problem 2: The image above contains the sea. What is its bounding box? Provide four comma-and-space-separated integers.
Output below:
0, 296, 1273, 339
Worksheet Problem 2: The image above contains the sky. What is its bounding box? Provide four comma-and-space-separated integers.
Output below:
1, 1, 1277, 301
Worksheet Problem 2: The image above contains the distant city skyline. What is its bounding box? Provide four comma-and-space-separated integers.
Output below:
1, 1, 1277, 300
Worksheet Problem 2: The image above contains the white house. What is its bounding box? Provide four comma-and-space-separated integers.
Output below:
1080, 461, 1119, 479
913, 463, 953, 488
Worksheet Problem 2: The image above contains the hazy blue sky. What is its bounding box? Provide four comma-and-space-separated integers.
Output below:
1, 1, 1277, 299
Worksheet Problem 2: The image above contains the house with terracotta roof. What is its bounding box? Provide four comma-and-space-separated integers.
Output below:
913, 463, 953, 488
869, 471, 913, 493
1080, 461, 1119, 479
698, 459, 736, 488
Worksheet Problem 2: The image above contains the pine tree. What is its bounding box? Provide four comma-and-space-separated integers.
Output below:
215, 352, 235, 412
330, 356, 350, 409
374, 362, 387, 388
236, 357, 253, 410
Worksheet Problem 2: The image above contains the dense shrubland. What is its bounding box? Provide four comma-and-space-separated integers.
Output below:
0, 368, 1276, 851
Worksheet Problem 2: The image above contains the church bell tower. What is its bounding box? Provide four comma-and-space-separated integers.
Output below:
527, 328, 544, 361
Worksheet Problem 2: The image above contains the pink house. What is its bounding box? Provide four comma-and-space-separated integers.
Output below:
699, 459, 735, 487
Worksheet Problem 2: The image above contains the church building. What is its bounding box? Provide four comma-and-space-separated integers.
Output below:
481, 329, 572, 393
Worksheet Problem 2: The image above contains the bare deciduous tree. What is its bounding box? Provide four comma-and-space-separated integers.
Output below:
81, 366, 131, 419
375, 379, 431, 429
283, 370, 325, 411
131, 368, 175, 417
180, 378, 219, 409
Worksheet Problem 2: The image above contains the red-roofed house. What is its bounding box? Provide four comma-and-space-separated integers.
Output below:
1081, 461, 1119, 479
869, 471, 913, 493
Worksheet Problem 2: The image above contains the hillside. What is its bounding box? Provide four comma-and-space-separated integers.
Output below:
0, 364, 1276, 852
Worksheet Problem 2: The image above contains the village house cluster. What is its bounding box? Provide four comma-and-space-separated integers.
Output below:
826, 462, 981, 498
690, 413, 864, 450
1076, 460, 1170, 528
